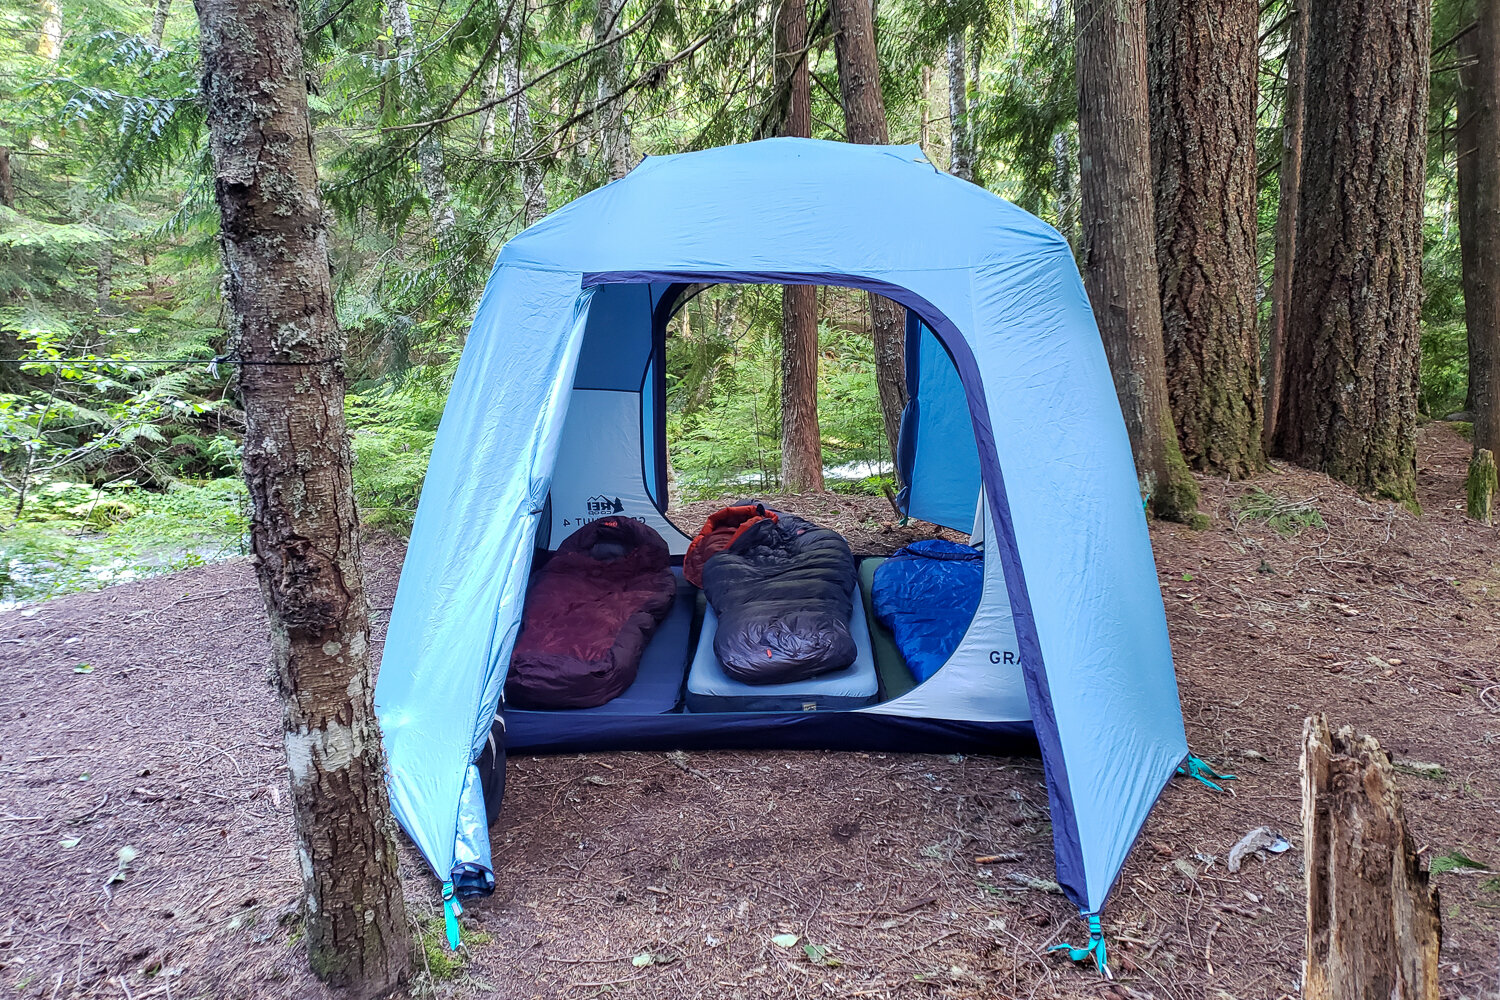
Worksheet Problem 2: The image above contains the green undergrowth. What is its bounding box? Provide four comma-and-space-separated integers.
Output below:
1232, 488, 1325, 535
346, 382, 446, 534
1429, 850, 1490, 875
413, 915, 491, 985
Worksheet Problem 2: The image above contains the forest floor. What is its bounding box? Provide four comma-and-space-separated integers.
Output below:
1, 423, 1497, 1000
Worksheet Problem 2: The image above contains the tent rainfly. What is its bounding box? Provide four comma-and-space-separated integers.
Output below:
375, 139, 1204, 972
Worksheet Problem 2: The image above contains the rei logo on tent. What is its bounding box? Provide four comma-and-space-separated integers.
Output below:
586, 495, 625, 514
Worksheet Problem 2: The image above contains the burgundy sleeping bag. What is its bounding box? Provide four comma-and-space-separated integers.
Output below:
505, 517, 676, 710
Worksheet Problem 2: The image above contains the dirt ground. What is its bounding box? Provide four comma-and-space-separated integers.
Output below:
1, 423, 1497, 999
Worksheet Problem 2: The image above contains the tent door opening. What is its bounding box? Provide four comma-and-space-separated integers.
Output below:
505, 277, 1030, 753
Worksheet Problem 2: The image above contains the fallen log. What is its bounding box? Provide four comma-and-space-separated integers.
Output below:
1301, 714, 1440, 1000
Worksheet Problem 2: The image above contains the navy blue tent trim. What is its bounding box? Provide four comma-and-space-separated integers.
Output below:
647, 282, 694, 511
506, 709, 1038, 756
894, 310, 922, 514
580, 267, 1089, 908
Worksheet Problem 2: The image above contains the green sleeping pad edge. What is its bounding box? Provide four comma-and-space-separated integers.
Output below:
857, 557, 917, 700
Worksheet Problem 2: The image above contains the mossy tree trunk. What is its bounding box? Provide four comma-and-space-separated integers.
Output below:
1468, 448, 1497, 523
1457, 0, 1500, 460
1273, 0, 1429, 505
1147, 0, 1264, 477
777, 0, 823, 493
1075, 0, 1200, 522
193, 0, 411, 992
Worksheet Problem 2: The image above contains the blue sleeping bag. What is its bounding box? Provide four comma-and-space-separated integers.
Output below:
870, 539, 983, 682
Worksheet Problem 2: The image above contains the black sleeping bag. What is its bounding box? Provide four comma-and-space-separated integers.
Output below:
699, 512, 858, 684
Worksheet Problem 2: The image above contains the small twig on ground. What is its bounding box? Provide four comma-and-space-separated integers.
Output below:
974, 852, 1023, 864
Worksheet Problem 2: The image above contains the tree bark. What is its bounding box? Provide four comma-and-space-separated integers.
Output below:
38, 0, 61, 61
1075, 0, 1200, 522
192, 0, 411, 992
149, 0, 171, 45
1273, 0, 1429, 505
0, 147, 15, 208
593, 0, 632, 180
1458, 0, 1500, 459
388, 0, 457, 237
1050, 0, 1075, 247
919, 64, 931, 150
477, 57, 500, 156
1147, 0, 1263, 477
1468, 447, 1497, 523
1301, 715, 1441, 1000
777, 0, 823, 493
831, 0, 906, 456
1264, 0, 1307, 452
947, 25, 972, 181
478, 0, 546, 224
506, 2, 546, 226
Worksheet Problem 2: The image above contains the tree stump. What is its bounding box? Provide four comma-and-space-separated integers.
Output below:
1467, 448, 1497, 524
1301, 715, 1440, 1000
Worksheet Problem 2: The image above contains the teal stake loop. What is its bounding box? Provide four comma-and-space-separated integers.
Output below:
441, 880, 462, 950
1048, 913, 1109, 978
1177, 754, 1237, 792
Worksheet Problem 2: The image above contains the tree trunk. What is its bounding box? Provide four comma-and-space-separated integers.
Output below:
1458, 0, 1500, 459
1264, 0, 1307, 452
831, 0, 906, 455
96, 243, 112, 314
593, 0, 632, 180
0, 147, 15, 208
947, 26, 971, 181
478, 0, 545, 224
1301, 715, 1441, 1000
192, 0, 411, 992
477, 57, 500, 155
1273, 0, 1429, 505
1052, 131, 1075, 246
777, 0, 823, 493
38, 0, 61, 61
388, 0, 457, 237
1050, 0, 1075, 247
506, 3, 546, 226
919, 64, 931, 150
149, 0, 171, 45
1147, 0, 1263, 477
1074, 0, 1200, 522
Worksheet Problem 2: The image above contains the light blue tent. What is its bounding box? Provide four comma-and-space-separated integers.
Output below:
374, 139, 1192, 966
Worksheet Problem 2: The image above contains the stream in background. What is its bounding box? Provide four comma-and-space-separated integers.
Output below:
0, 479, 249, 610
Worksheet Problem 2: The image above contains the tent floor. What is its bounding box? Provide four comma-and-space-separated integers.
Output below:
502, 559, 1028, 755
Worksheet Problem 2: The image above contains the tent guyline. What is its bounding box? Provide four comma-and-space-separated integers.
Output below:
372, 139, 1194, 975
0, 356, 342, 370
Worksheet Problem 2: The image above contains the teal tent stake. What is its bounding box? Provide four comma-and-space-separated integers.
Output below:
441, 880, 462, 950
1177, 754, 1237, 792
1048, 913, 1109, 978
